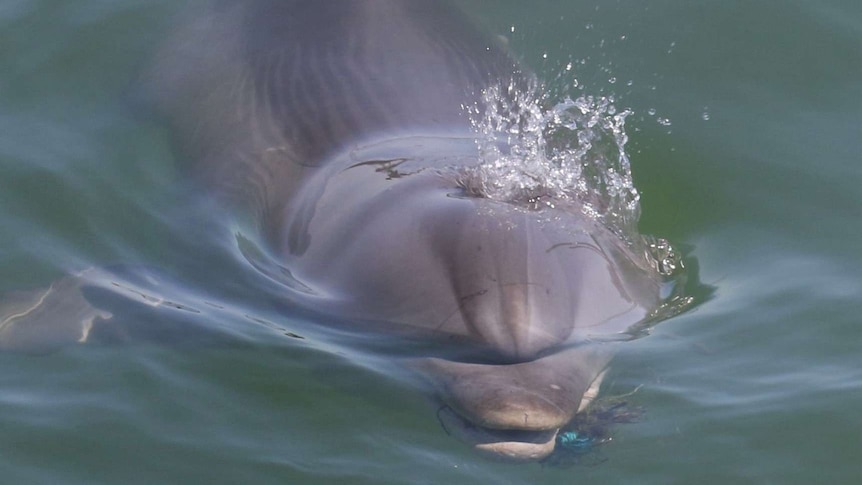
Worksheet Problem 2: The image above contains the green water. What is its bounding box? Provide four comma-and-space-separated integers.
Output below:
1, 1, 860, 483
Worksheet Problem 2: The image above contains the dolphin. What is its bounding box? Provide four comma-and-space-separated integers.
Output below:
2, 0, 665, 461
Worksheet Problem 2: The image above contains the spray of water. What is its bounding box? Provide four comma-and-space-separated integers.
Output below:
460, 79, 641, 239
459, 78, 692, 315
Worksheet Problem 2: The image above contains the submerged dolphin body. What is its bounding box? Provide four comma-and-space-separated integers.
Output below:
142, 0, 664, 461
1, 1, 664, 461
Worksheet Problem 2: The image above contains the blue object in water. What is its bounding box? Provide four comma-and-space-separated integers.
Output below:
557, 431, 594, 451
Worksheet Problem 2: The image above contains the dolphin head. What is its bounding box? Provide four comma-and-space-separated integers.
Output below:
278, 139, 661, 460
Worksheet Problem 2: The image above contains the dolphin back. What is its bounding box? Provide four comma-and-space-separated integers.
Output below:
239, 0, 520, 159
143, 0, 520, 227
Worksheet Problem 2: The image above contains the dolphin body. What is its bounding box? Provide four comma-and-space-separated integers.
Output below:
141, 0, 664, 461
2, 1, 663, 461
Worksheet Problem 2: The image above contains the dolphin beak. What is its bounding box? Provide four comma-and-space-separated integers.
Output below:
436, 405, 559, 461
412, 344, 613, 461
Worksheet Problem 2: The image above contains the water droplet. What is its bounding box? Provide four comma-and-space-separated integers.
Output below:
566, 62, 573, 71
608, 77, 617, 84
542, 52, 548, 60
510, 25, 515, 33
701, 108, 710, 121
647, 108, 656, 116
656, 117, 672, 126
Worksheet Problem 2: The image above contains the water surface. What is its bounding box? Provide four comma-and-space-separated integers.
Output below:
1, 1, 860, 483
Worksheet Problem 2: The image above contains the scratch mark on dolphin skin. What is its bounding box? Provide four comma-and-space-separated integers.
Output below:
345, 157, 408, 171
544, 241, 603, 254
458, 288, 489, 303
436, 405, 454, 436
344, 157, 425, 180
432, 288, 488, 332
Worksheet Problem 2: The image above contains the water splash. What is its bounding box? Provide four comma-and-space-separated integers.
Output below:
459, 79, 641, 241
458, 78, 691, 314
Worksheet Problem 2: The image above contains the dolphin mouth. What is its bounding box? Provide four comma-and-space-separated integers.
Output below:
412, 345, 614, 461
437, 405, 559, 461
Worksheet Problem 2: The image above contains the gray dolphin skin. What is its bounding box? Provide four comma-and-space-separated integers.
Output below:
1, 1, 665, 461
142, 0, 663, 461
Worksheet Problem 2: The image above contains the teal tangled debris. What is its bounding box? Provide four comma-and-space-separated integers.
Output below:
557, 431, 595, 451
542, 391, 645, 468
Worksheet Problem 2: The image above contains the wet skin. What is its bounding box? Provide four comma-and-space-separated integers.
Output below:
148, 0, 664, 460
